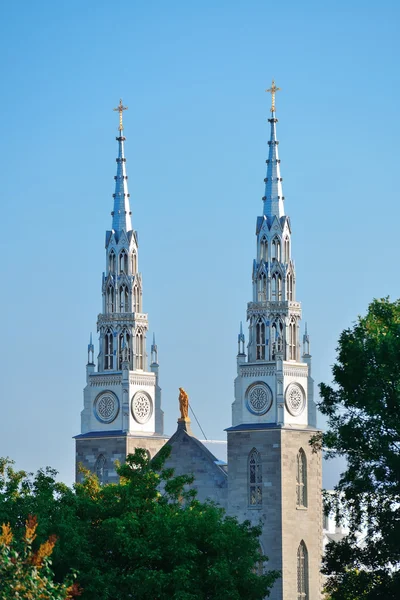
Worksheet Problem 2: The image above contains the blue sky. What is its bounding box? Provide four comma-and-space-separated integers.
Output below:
0, 0, 399, 485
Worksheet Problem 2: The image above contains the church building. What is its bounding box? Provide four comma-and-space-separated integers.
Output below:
75, 86, 322, 600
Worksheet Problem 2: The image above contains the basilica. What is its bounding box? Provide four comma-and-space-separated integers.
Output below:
75, 85, 322, 600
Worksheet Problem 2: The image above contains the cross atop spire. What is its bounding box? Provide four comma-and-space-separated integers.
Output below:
113, 99, 128, 131
266, 80, 281, 113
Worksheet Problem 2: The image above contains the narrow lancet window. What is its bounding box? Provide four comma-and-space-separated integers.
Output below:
131, 252, 137, 274
258, 273, 267, 302
119, 285, 129, 312
260, 237, 268, 262
284, 237, 290, 262
119, 250, 128, 273
272, 237, 281, 261
136, 330, 144, 370
297, 541, 308, 600
248, 449, 262, 506
108, 250, 116, 273
119, 329, 132, 369
289, 319, 297, 360
256, 320, 266, 360
296, 449, 307, 508
106, 286, 115, 313
104, 329, 114, 370
95, 454, 107, 485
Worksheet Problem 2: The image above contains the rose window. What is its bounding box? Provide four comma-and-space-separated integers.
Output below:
285, 384, 305, 416
132, 392, 152, 424
247, 383, 272, 415
95, 393, 119, 423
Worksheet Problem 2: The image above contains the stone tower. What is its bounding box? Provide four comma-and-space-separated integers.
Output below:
75, 101, 168, 483
227, 83, 322, 600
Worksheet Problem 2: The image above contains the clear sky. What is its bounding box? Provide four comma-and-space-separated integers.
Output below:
0, 0, 399, 485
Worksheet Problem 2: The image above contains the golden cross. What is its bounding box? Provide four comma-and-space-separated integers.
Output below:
266, 80, 281, 113
113, 99, 128, 131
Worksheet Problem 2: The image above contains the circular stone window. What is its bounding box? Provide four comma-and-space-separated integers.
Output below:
131, 392, 153, 424
285, 383, 305, 416
94, 392, 119, 424
246, 383, 272, 415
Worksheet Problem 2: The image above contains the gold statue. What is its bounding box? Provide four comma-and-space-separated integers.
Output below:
178, 387, 189, 420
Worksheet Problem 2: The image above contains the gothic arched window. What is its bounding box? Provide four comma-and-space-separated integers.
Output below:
119, 285, 129, 313
284, 237, 290, 262
297, 541, 308, 600
133, 285, 140, 313
119, 250, 128, 274
256, 320, 266, 360
95, 454, 107, 485
272, 237, 281, 261
119, 329, 132, 369
260, 237, 268, 262
108, 250, 116, 273
258, 273, 267, 302
131, 251, 137, 274
289, 318, 297, 360
106, 285, 115, 313
104, 328, 113, 370
296, 449, 307, 508
248, 448, 262, 506
287, 272, 293, 301
136, 330, 144, 370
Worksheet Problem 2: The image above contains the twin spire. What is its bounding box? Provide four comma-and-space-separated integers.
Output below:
263, 80, 285, 220
111, 99, 132, 233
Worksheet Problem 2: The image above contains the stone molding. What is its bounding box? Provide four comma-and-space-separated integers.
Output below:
129, 372, 156, 387
90, 374, 122, 386
239, 364, 276, 378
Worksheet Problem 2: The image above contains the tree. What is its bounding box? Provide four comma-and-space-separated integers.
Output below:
0, 447, 279, 599
313, 298, 400, 599
0, 515, 80, 599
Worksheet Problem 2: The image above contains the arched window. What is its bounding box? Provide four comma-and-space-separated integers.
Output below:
248, 449, 262, 506
272, 237, 281, 261
297, 541, 308, 600
133, 285, 140, 313
136, 330, 144, 370
119, 329, 132, 369
296, 449, 307, 507
287, 273, 293, 301
119, 250, 128, 273
256, 320, 265, 360
289, 318, 297, 360
104, 328, 113, 370
119, 285, 129, 313
284, 237, 290, 262
108, 250, 116, 273
131, 252, 137, 274
258, 273, 266, 302
95, 454, 107, 485
260, 237, 268, 262
106, 285, 115, 313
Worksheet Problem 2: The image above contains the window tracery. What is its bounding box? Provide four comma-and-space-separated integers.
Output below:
248, 448, 262, 506
296, 449, 307, 507
297, 541, 308, 600
256, 320, 266, 360
104, 328, 114, 370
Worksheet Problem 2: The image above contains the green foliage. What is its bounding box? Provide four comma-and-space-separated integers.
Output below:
0, 446, 279, 599
313, 298, 400, 599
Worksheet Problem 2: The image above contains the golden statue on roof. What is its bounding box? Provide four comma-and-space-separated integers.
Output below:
178, 387, 189, 420
266, 80, 281, 113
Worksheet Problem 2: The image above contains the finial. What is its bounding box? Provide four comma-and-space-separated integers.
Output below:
240, 321, 243, 335
113, 98, 128, 131
266, 79, 281, 113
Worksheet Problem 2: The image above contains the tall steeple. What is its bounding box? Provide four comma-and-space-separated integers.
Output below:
263, 81, 284, 220
231, 80, 317, 428
112, 99, 132, 233
227, 84, 321, 600
77, 100, 165, 472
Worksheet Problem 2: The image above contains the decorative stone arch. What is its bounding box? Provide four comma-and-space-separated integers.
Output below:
104, 327, 114, 370
255, 318, 266, 360
119, 249, 128, 274
108, 249, 116, 273
297, 540, 309, 600
248, 448, 262, 507
271, 235, 281, 261
259, 236, 268, 261
296, 448, 307, 507
95, 454, 107, 485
